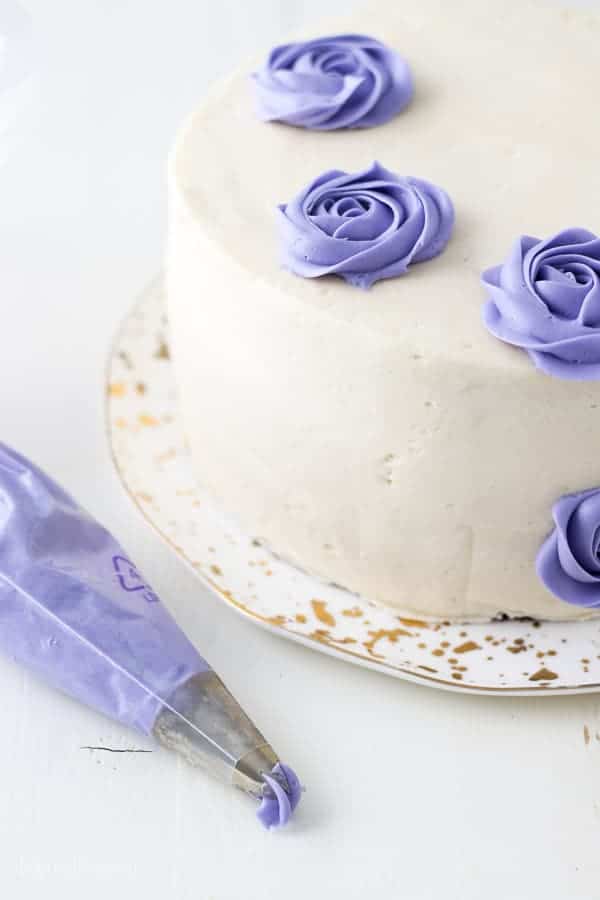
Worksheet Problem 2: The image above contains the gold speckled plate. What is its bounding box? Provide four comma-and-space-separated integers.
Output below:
106, 278, 600, 696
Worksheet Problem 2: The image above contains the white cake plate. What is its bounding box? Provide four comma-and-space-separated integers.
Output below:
106, 278, 600, 696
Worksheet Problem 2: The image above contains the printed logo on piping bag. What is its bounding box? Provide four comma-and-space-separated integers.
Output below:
112, 555, 160, 602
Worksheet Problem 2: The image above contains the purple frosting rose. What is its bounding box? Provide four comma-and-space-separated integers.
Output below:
257, 763, 302, 829
537, 488, 600, 607
252, 34, 413, 130
482, 228, 600, 379
277, 162, 454, 288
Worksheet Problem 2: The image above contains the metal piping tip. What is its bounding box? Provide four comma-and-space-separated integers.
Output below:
233, 743, 280, 797
152, 671, 301, 827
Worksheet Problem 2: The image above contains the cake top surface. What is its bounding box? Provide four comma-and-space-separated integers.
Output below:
171, 0, 600, 374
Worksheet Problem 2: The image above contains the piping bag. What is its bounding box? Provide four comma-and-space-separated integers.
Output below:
0, 443, 301, 828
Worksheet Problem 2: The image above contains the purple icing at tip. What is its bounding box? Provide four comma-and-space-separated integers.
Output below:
252, 34, 413, 131
537, 487, 600, 607
0, 443, 209, 733
278, 161, 454, 288
257, 763, 302, 829
482, 228, 600, 380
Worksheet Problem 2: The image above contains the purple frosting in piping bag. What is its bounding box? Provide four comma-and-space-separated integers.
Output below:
252, 34, 413, 130
0, 442, 207, 733
0, 443, 302, 827
537, 487, 600, 608
482, 228, 600, 379
278, 162, 454, 288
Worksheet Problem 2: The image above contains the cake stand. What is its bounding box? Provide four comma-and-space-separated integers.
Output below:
106, 278, 600, 695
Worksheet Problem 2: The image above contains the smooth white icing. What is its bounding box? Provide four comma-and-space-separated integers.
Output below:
167, 0, 600, 621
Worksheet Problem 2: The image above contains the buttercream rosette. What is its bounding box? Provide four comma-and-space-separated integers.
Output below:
482, 228, 600, 379
252, 34, 413, 130
278, 162, 454, 289
538, 488, 600, 607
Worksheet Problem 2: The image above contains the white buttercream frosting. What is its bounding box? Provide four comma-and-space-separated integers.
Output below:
167, 0, 600, 621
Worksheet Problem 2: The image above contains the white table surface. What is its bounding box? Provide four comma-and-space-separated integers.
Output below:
2, 1, 600, 897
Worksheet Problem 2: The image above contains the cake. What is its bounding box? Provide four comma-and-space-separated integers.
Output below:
166, 0, 600, 622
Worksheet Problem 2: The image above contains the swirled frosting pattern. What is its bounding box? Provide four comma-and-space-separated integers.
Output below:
482, 228, 600, 379
537, 488, 600, 608
252, 34, 413, 130
277, 162, 454, 288
257, 763, 302, 829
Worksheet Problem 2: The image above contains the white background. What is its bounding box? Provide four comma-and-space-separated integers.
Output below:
2, 1, 600, 898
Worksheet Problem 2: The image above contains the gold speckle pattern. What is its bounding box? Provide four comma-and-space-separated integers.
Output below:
106, 278, 600, 695
453, 641, 481, 654
364, 628, 413, 659
529, 667, 559, 682
342, 607, 363, 618
398, 617, 429, 628
138, 413, 159, 427
311, 599, 336, 627
155, 339, 170, 360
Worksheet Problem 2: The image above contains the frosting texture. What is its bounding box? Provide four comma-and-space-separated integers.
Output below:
482, 228, 600, 379
257, 763, 302, 829
537, 488, 600, 607
252, 33, 413, 130
278, 162, 454, 289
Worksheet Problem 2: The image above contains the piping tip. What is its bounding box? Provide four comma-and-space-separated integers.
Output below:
153, 671, 302, 827
233, 744, 302, 828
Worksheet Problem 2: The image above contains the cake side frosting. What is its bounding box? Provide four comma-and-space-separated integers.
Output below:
167, 0, 600, 621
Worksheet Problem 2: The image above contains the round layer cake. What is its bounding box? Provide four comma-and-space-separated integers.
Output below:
166, 0, 600, 621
